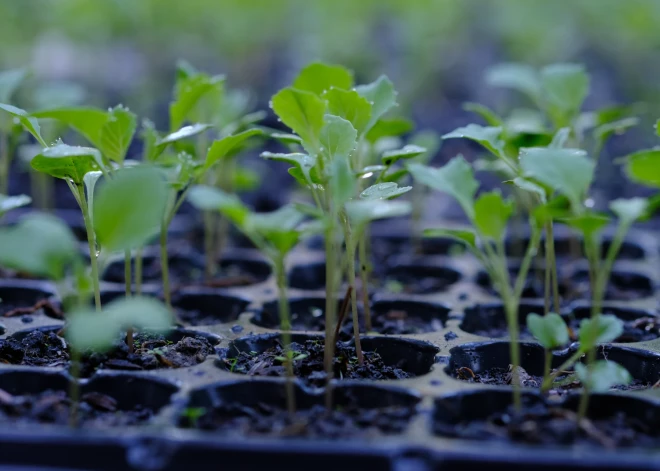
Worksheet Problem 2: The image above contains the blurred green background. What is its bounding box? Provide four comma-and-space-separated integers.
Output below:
3, 0, 659, 125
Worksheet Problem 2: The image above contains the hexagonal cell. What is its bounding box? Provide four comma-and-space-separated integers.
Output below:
172, 288, 250, 326
434, 389, 660, 447
460, 301, 547, 339
178, 380, 419, 438
219, 333, 439, 387
0, 370, 177, 427
0, 281, 59, 320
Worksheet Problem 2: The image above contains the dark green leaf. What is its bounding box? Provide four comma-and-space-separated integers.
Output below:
204, 129, 262, 170
624, 148, 660, 188
527, 313, 569, 349
293, 63, 353, 96
31, 143, 103, 184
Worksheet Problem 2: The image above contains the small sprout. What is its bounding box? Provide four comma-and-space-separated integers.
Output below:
527, 313, 569, 350
575, 361, 631, 393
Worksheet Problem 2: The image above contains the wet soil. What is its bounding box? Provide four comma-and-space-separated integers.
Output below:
0, 330, 214, 377
222, 339, 412, 387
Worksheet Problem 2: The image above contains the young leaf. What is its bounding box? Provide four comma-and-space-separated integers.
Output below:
271, 87, 326, 153
624, 148, 660, 188
610, 198, 648, 226
261, 152, 318, 186
355, 75, 397, 133
463, 102, 503, 126
0, 104, 46, 146
31, 143, 103, 184
319, 115, 357, 165
486, 63, 541, 103
157, 123, 212, 147
513, 177, 547, 203
423, 228, 477, 249
527, 313, 569, 350
561, 212, 610, 237
578, 314, 624, 350
187, 185, 249, 226
67, 296, 172, 353
382, 144, 426, 166
519, 147, 594, 211
32, 107, 109, 148
442, 124, 504, 157
204, 129, 262, 170
540, 64, 589, 124
574, 361, 631, 393
0, 194, 31, 217
293, 63, 353, 96
0, 213, 80, 280
329, 152, 355, 207
360, 182, 412, 200
246, 205, 307, 254
0, 68, 27, 103
474, 191, 514, 241
170, 73, 224, 131
345, 199, 411, 231
365, 117, 413, 143
93, 166, 168, 252
99, 105, 137, 164
269, 132, 303, 146
324, 88, 371, 136
549, 128, 571, 149
408, 156, 478, 219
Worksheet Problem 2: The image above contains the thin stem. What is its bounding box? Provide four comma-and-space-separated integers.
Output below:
346, 238, 364, 364
546, 222, 561, 313
541, 349, 584, 392
274, 256, 295, 416
160, 224, 171, 308
503, 293, 521, 411
124, 249, 133, 353
358, 231, 372, 331
323, 225, 337, 410
577, 387, 590, 420
513, 227, 541, 302
543, 348, 552, 382
76, 184, 101, 312
135, 247, 143, 296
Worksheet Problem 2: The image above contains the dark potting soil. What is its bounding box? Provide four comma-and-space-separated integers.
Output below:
0, 389, 156, 427
453, 366, 652, 393
223, 339, 412, 387
179, 398, 414, 439
434, 401, 660, 448
0, 330, 214, 376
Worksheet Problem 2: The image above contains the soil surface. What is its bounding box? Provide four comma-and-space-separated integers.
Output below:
0, 389, 156, 427
0, 330, 214, 377
223, 339, 412, 387
179, 394, 414, 438
435, 401, 660, 448
453, 366, 652, 393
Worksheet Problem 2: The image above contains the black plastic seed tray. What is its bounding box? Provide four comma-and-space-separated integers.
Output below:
0, 214, 658, 471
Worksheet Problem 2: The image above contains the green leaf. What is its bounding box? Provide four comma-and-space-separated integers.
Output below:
549, 128, 571, 149
0, 213, 80, 280
293, 63, 353, 96
67, 296, 172, 353
99, 105, 137, 164
365, 117, 413, 143
93, 166, 168, 252
261, 152, 318, 186
513, 177, 547, 203
345, 199, 411, 230
578, 314, 624, 350
519, 147, 594, 210
624, 148, 660, 188
408, 157, 478, 219
270, 132, 303, 146
380, 168, 409, 184
187, 185, 249, 226
560, 212, 610, 237
486, 63, 541, 102
443, 124, 504, 157
540, 63, 589, 124
526, 313, 569, 350
474, 191, 514, 241
329, 151, 355, 207
31, 143, 103, 184
382, 144, 426, 166
83, 171, 102, 226
360, 182, 412, 200
319, 115, 357, 166
610, 198, 648, 226
0, 68, 27, 103
0, 194, 31, 218
157, 123, 212, 147
575, 361, 631, 393
141, 119, 160, 162
355, 75, 397, 133
324, 88, 371, 136
246, 205, 307, 254
32, 107, 108, 148
423, 228, 477, 249
170, 73, 224, 131
204, 129, 262, 170
0, 104, 46, 146
271, 87, 326, 154
463, 102, 503, 126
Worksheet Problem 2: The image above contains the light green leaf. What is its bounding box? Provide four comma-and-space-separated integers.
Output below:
270, 132, 302, 146
31, 143, 103, 184
549, 128, 571, 149
0, 194, 31, 217
357, 165, 386, 177
271, 87, 326, 154
345, 199, 411, 230
610, 198, 648, 226
474, 191, 514, 241
141, 119, 160, 162
624, 148, 660, 188
32, 107, 108, 148
365, 117, 413, 143
513, 177, 547, 203
293, 63, 353, 96
0, 213, 80, 280
187, 185, 249, 226
575, 361, 631, 393
170, 73, 224, 131
463, 102, 503, 126
0, 69, 27, 103
246, 205, 306, 254
67, 296, 172, 353
324, 88, 371, 136
94, 166, 168, 252
99, 105, 137, 164
486, 63, 541, 102
83, 171, 102, 226
408, 157, 478, 219
578, 314, 624, 350
360, 182, 412, 200
204, 129, 262, 170
0, 103, 46, 146
319, 115, 357, 165
382, 144, 426, 166
423, 228, 477, 249
355, 75, 397, 133
519, 147, 594, 210
527, 313, 569, 350
540, 64, 589, 124
261, 152, 318, 186
329, 151, 355, 207
157, 123, 212, 147
443, 124, 504, 157
560, 212, 610, 237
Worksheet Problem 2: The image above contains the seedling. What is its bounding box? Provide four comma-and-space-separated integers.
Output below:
188, 184, 318, 415
0, 69, 28, 194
